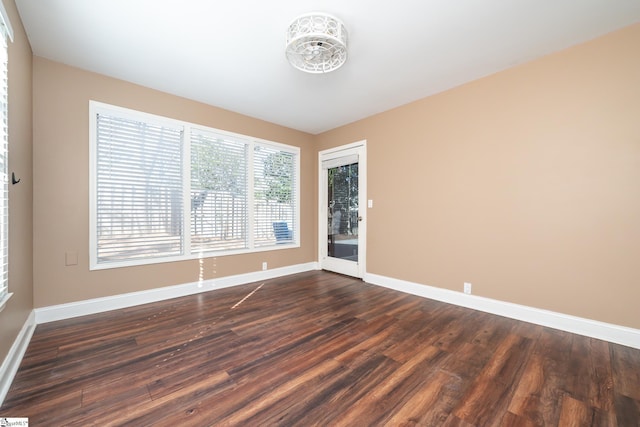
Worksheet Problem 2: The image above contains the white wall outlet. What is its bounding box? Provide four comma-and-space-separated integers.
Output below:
464, 282, 472, 294
262, 262, 267, 271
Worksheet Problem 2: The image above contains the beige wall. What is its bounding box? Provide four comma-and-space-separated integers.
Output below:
33, 58, 315, 307
0, 0, 33, 361
27, 22, 640, 331
316, 23, 640, 329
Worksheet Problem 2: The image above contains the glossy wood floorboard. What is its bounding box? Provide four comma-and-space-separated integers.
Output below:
1, 271, 639, 426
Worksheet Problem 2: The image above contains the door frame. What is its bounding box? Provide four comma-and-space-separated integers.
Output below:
318, 140, 367, 278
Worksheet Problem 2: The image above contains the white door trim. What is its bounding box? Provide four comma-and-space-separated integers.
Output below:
318, 140, 367, 278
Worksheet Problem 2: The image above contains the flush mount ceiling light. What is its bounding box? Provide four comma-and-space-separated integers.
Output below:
285, 12, 348, 74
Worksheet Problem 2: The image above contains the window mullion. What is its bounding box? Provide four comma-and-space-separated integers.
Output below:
247, 141, 255, 250
183, 125, 192, 256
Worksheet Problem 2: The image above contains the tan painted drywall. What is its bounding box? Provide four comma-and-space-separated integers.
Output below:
33, 58, 315, 307
0, 0, 34, 362
30, 22, 640, 331
316, 23, 640, 329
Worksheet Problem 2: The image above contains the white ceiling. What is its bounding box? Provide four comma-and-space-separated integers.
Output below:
15, 0, 640, 134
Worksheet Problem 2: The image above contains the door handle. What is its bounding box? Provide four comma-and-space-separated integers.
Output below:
358, 216, 363, 222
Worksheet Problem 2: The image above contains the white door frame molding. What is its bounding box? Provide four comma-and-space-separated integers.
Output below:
318, 140, 367, 278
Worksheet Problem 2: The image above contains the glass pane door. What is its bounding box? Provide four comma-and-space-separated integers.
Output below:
327, 162, 358, 261
319, 143, 366, 279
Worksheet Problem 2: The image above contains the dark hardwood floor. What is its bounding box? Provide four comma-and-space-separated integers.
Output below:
1, 270, 639, 426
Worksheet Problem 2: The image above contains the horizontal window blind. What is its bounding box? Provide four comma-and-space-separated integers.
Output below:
0, 20, 8, 300
191, 129, 248, 252
253, 145, 295, 246
95, 114, 184, 263
91, 102, 300, 269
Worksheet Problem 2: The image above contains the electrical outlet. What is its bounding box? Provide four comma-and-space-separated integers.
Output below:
262, 262, 267, 271
464, 282, 472, 295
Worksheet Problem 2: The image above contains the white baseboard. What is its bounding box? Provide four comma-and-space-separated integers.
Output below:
14, 264, 635, 409
0, 310, 36, 405
364, 272, 640, 350
35, 262, 319, 324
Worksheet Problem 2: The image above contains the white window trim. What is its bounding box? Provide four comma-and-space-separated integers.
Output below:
0, 0, 13, 43
0, 0, 10, 305
0, 291, 11, 313
89, 101, 300, 270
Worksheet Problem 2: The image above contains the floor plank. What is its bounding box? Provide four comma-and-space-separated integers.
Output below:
1, 270, 639, 426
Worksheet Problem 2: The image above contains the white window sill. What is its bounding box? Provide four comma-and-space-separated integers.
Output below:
0, 292, 13, 313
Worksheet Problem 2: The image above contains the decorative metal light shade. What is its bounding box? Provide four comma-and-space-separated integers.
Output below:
285, 13, 348, 74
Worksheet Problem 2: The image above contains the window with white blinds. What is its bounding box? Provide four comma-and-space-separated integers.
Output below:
254, 145, 295, 246
94, 114, 184, 264
90, 102, 299, 269
190, 129, 248, 252
0, 1, 12, 307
